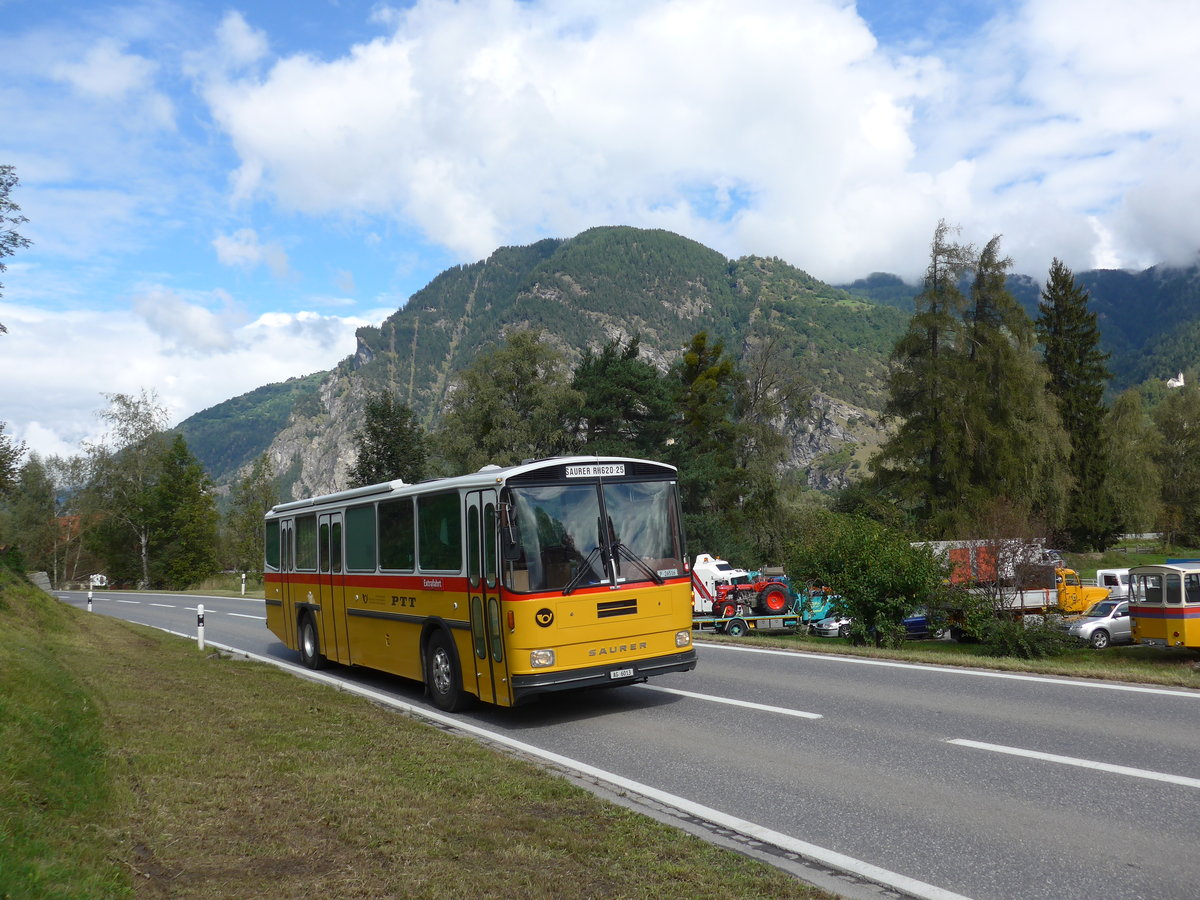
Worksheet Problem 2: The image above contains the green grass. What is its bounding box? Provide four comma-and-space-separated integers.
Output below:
1063, 543, 1200, 580
0, 569, 827, 900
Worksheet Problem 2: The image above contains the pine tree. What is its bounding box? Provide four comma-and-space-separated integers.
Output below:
670, 331, 743, 501
1036, 258, 1118, 549
571, 336, 673, 457
348, 392, 427, 488
150, 435, 219, 590
961, 237, 1068, 534
870, 226, 1068, 537
869, 221, 974, 530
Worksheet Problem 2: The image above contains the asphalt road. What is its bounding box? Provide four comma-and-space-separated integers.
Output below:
60, 590, 1200, 900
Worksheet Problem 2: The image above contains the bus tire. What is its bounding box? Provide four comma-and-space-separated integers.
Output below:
298, 613, 326, 670
426, 630, 472, 712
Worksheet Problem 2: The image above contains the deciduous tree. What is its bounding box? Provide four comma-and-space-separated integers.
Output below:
348, 392, 427, 488
0, 421, 24, 496
1105, 390, 1161, 534
1150, 382, 1200, 544
785, 511, 950, 647
83, 390, 170, 587
432, 329, 583, 474
1, 165, 32, 334
223, 454, 280, 577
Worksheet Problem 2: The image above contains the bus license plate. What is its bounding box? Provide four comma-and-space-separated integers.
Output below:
610, 667, 634, 679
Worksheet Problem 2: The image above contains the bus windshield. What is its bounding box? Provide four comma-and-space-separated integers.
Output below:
508, 479, 683, 593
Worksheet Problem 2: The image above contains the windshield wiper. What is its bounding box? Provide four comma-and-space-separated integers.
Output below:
562, 546, 605, 596
613, 541, 664, 585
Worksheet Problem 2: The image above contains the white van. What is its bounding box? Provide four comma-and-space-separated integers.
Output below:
1095, 568, 1130, 600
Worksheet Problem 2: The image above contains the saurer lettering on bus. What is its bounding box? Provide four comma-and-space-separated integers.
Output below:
589, 642, 648, 657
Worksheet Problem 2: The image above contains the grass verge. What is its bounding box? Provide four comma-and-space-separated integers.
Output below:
0, 569, 827, 900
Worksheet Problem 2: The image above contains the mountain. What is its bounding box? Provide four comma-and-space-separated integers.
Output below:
179, 226, 1200, 501
840, 262, 1200, 394
179, 226, 908, 498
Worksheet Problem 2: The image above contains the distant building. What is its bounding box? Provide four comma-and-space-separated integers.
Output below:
1167, 372, 1185, 388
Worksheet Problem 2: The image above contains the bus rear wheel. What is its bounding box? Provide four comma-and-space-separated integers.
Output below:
426, 631, 472, 712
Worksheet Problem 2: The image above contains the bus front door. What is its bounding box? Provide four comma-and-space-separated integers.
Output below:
467, 490, 511, 705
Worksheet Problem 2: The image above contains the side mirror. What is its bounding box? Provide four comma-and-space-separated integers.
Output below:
498, 503, 522, 562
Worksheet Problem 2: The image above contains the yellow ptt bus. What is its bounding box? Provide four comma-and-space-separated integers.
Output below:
263, 456, 697, 710
1128, 561, 1200, 649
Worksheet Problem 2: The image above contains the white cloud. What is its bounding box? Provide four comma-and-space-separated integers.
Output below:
212, 228, 291, 278
0, 300, 366, 459
194, 0, 1200, 283
215, 11, 269, 69
51, 38, 158, 99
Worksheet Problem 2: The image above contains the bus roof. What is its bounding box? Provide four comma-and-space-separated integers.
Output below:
1128, 561, 1200, 575
265, 455, 677, 517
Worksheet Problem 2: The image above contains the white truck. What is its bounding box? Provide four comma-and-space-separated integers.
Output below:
1094, 568, 1131, 601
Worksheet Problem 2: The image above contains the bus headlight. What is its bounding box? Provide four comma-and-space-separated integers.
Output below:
530, 649, 555, 668
675, 630, 692, 647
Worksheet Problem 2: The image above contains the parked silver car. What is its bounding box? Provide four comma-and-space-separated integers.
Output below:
812, 615, 851, 638
1064, 600, 1132, 649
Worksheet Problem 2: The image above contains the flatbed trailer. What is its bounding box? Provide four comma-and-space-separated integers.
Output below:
693, 611, 801, 637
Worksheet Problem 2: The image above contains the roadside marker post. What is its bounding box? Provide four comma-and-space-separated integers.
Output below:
87, 590, 92, 612
197, 604, 205, 651
241, 573, 246, 596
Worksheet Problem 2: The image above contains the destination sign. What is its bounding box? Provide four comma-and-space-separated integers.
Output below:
565, 463, 626, 478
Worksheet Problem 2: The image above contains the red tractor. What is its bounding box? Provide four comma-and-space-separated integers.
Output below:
691, 554, 793, 617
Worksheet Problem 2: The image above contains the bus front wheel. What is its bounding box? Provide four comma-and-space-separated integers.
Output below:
298, 614, 326, 670
426, 631, 472, 712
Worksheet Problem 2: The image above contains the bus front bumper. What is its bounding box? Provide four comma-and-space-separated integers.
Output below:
510, 648, 698, 704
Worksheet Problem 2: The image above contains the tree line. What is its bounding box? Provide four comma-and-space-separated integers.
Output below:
2, 220, 1198, 604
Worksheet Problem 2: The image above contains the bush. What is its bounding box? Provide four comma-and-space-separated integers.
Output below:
981, 616, 1073, 659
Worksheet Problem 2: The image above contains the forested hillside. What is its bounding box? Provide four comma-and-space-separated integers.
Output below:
181, 226, 909, 497
177, 225, 1200, 501
841, 263, 1200, 394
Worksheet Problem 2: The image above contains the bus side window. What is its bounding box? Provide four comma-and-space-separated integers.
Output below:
379, 498, 415, 571
295, 515, 318, 571
1144, 575, 1162, 603
345, 505, 377, 572
265, 520, 281, 570
1165, 574, 1182, 604
418, 491, 462, 572
1186, 574, 1200, 604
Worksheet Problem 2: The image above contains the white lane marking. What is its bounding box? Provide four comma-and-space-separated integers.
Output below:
701, 642, 1200, 698
636, 683, 822, 719
115, 599, 140, 604
153, 634, 967, 900
948, 739, 1200, 789
228, 613, 266, 620
150, 603, 176, 608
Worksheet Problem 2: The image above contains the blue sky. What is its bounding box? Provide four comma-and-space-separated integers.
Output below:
2, 0, 1197, 459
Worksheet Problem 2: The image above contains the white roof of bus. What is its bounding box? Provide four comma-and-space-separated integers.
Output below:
1128, 561, 1200, 574
266, 455, 674, 516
